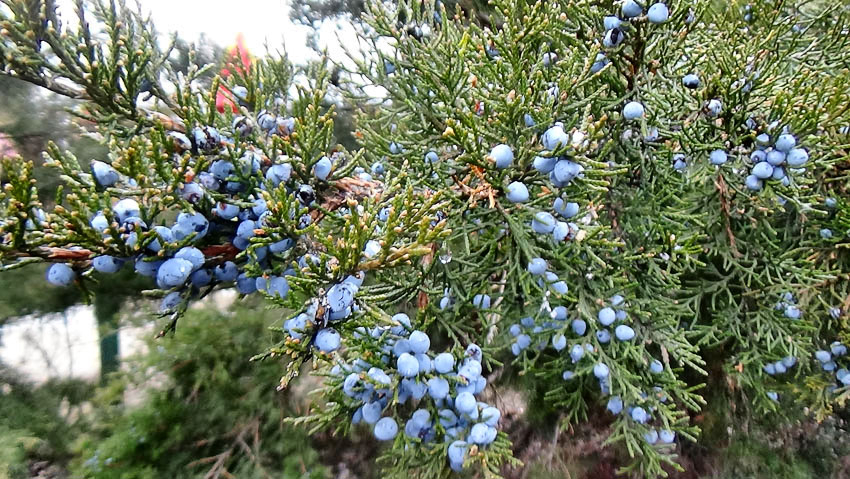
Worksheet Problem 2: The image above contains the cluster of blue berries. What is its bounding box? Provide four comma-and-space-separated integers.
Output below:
42, 106, 371, 316
559, 298, 637, 389
601, 1, 669, 49
506, 288, 675, 444
502, 123, 585, 243
768, 338, 848, 404
283, 272, 369, 354
744, 130, 808, 191
774, 291, 802, 320
606, 394, 676, 444
762, 356, 797, 376
815, 341, 848, 378
331, 323, 501, 472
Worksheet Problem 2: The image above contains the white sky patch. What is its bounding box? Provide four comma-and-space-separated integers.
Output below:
53, 0, 361, 65
47, 0, 388, 105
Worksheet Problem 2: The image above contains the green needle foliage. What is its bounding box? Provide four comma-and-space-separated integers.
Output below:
70, 300, 327, 479
0, 0, 849, 477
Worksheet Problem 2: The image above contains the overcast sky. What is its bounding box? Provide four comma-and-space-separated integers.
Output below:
54, 0, 357, 64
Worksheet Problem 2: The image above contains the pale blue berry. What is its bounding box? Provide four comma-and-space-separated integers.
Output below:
607, 396, 623, 414
542, 124, 568, 151
647, 3, 669, 23
604, 16, 622, 30
658, 429, 676, 444
598, 307, 616, 326
552, 221, 571, 242
631, 407, 648, 423
397, 353, 420, 377
593, 362, 610, 379
752, 162, 774, 179
570, 344, 585, 363
489, 144, 514, 169
604, 27, 624, 48
710, 149, 728, 165
650, 359, 663, 374
622, 0, 643, 18
784, 305, 801, 319
408, 330, 430, 354
623, 101, 645, 121
92, 256, 123, 274
374, 417, 398, 440
591, 53, 609, 73
236, 273, 257, 294
551, 306, 568, 321
552, 334, 567, 351
428, 377, 450, 399
553, 198, 579, 218
113, 198, 140, 223
362, 401, 383, 424
533, 155, 557, 173
313, 156, 332, 180
473, 294, 491, 309
447, 440, 468, 471
91, 160, 120, 187
191, 269, 213, 287
455, 392, 477, 416
160, 292, 181, 312
482, 406, 500, 427
506, 182, 529, 203
531, 212, 556, 234
707, 99, 723, 116
516, 334, 532, 349
551, 280, 569, 295
156, 258, 194, 288
786, 148, 809, 166
815, 350, 831, 362
766, 150, 786, 166
745, 174, 763, 191
528, 257, 547, 275
682, 74, 700, 89
47, 263, 75, 286
572, 319, 587, 336
775, 134, 796, 152
615, 325, 635, 341
316, 328, 341, 353
469, 423, 491, 444
434, 353, 455, 373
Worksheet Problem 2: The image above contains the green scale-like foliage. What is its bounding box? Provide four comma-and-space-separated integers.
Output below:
342, 0, 850, 475
0, 0, 849, 478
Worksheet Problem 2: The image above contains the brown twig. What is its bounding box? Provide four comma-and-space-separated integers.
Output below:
714, 173, 741, 257
309, 176, 384, 223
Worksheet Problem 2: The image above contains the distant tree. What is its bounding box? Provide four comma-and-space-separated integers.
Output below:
71, 301, 327, 479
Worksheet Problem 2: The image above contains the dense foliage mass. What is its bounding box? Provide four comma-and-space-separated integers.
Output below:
1, 0, 849, 477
